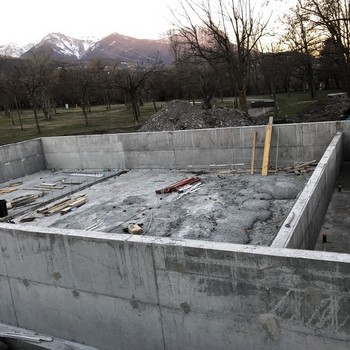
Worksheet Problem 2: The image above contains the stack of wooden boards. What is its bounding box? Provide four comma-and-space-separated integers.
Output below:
7, 193, 44, 209
37, 195, 87, 216
281, 160, 318, 175
0, 182, 22, 194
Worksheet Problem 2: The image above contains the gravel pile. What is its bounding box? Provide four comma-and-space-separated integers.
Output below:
139, 100, 254, 132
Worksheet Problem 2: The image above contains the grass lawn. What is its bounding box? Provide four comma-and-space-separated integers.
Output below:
275, 90, 340, 117
0, 103, 161, 146
213, 89, 340, 117
0, 90, 341, 146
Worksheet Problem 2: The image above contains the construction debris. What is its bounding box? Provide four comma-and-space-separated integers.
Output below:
0, 332, 52, 343
19, 213, 37, 222
69, 172, 104, 178
37, 195, 87, 216
156, 177, 201, 194
176, 182, 202, 200
8, 181, 23, 187
35, 182, 65, 190
6, 193, 44, 209
128, 224, 143, 235
60, 196, 87, 215
284, 160, 318, 174
61, 179, 83, 185
0, 187, 19, 194
85, 220, 102, 231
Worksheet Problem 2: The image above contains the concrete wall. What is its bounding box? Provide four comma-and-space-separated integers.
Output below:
0, 225, 349, 350
0, 139, 45, 183
272, 132, 343, 249
41, 121, 350, 170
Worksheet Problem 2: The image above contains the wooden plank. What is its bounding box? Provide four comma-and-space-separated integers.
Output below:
250, 131, 257, 175
0, 187, 19, 194
261, 117, 273, 176
128, 224, 143, 235
37, 197, 71, 213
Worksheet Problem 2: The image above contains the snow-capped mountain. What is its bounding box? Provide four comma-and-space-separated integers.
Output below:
21, 32, 95, 61
0, 42, 35, 58
83, 32, 172, 64
0, 32, 173, 64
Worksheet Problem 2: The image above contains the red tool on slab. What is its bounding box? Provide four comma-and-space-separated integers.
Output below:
155, 177, 201, 194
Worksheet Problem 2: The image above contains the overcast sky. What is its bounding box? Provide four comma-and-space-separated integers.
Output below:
0, 0, 292, 46
0, 0, 176, 45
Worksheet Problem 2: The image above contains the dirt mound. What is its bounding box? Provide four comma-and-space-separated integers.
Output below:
292, 99, 350, 123
138, 98, 350, 133
138, 100, 254, 132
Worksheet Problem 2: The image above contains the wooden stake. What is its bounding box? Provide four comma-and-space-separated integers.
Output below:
261, 117, 273, 176
250, 131, 257, 175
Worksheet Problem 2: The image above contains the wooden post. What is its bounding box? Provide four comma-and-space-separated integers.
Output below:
261, 117, 273, 176
250, 131, 257, 175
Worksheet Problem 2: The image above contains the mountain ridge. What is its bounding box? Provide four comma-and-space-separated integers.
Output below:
0, 32, 173, 64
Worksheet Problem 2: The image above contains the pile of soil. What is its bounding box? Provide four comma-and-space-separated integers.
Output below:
138, 98, 350, 132
285, 99, 350, 123
138, 100, 254, 132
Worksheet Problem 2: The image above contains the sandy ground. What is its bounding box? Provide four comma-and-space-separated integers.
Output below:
1, 168, 309, 246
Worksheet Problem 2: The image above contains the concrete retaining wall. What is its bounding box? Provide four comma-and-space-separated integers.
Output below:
41, 122, 349, 170
272, 132, 343, 249
0, 225, 349, 350
0, 139, 45, 183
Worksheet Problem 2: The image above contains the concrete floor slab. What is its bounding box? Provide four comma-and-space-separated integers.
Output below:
1, 168, 309, 246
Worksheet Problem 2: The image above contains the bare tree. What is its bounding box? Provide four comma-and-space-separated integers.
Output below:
19, 51, 55, 133
171, 0, 270, 113
282, 0, 320, 98
70, 61, 98, 127
114, 58, 163, 123
300, 0, 350, 95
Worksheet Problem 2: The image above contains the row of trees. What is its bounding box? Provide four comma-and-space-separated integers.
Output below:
169, 0, 350, 112
0, 0, 349, 132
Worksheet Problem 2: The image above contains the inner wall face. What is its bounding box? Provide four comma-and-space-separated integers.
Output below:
0, 125, 350, 350
1, 123, 348, 249
0, 169, 308, 245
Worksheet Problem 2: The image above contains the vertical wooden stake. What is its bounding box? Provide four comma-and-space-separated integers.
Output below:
261, 117, 273, 176
250, 131, 257, 175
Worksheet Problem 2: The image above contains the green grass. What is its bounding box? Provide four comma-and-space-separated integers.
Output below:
0, 90, 341, 146
213, 90, 340, 117
0, 103, 161, 146
275, 90, 339, 118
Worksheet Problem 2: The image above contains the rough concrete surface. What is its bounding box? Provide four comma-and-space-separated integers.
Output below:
315, 162, 350, 253
1, 168, 308, 246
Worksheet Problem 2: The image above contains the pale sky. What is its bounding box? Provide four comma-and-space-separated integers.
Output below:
0, 0, 176, 45
0, 0, 293, 46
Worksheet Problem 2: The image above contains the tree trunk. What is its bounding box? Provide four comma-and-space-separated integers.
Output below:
152, 99, 158, 112
129, 91, 140, 123
238, 89, 248, 114
33, 104, 41, 134
131, 97, 139, 123
81, 86, 89, 127
14, 96, 23, 130
82, 103, 88, 127
10, 110, 15, 126
306, 57, 317, 99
